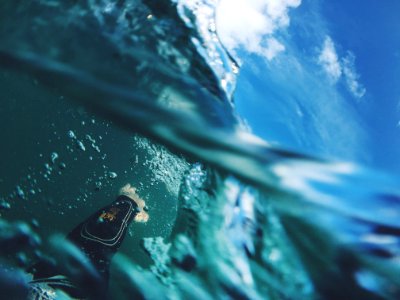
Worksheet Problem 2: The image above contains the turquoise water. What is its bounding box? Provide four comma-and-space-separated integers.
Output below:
1, 1, 400, 299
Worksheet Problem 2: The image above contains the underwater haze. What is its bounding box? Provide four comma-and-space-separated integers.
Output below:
1, 0, 400, 299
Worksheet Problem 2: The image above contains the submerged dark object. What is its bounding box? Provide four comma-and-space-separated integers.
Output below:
0, 220, 41, 255
0, 266, 30, 300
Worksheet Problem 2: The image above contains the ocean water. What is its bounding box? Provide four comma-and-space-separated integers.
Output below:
0, 1, 399, 299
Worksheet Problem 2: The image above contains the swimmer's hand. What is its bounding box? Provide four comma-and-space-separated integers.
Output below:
119, 184, 149, 223
134, 211, 149, 223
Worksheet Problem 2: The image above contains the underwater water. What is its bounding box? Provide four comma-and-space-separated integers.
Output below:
0, 0, 400, 299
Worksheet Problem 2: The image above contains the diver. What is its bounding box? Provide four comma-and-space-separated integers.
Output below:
27, 184, 149, 299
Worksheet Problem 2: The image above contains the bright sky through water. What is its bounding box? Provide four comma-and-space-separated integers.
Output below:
216, 0, 400, 174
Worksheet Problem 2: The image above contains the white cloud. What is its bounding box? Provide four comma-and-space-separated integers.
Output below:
318, 37, 366, 99
225, 3, 370, 163
216, 0, 301, 61
245, 56, 370, 162
264, 37, 285, 60
318, 37, 342, 82
342, 52, 366, 99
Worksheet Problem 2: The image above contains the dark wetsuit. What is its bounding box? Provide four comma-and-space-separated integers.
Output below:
28, 195, 139, 299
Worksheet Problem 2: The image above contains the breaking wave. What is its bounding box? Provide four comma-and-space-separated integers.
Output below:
0, 1, 399, 299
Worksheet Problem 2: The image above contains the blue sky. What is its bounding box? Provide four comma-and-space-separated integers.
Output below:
216, 0, 400, 174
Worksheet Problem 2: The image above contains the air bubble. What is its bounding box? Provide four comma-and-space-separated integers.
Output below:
0, 200, 11, 210
16, 186, 25, 199
31, 219, 39, 228
95, 182, 102, 190
76, 140, 86, 151
86, 134, 95, 142
93, 145, 100, 153
108, 172, 118, 179
67, 130, 76, 139
51, 152, 59, 163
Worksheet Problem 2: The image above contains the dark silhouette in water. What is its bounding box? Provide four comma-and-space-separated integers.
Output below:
27, 184, 149, 299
